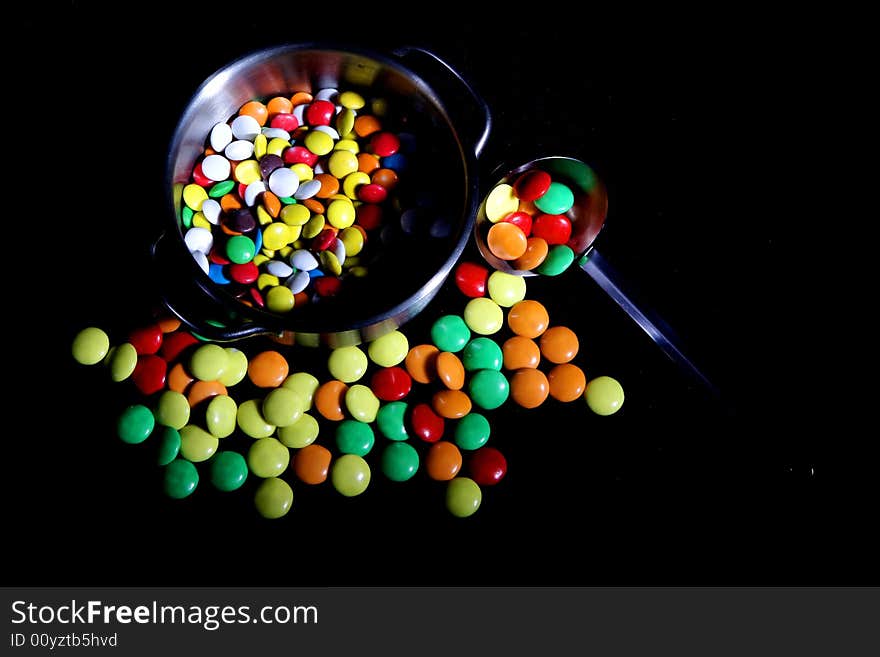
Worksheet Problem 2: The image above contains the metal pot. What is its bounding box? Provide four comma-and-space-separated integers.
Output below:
155, 44, 490, 348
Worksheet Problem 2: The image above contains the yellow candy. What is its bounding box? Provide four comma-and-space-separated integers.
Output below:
257, 273, 280, 290
277, 413, 320, 448
282, 372, 320, 408
345, 384, 380, 423
192, 212, 211, 229
485, 183, 519, 223
256, 205, 273, 226
254, 477, 293, 519
266, 137, 289, 156
233, 159, 261, 185
367, 330, 409, 367
302, 214, 325, 239
253, 133, 267, 159
328, 150, 359, 178
262, 223, 290, 250
280, 203, 310, 226
237, 399, 276, 438
304, 131, 334, 156
253, 254, 270, 266
339, 91, 365, 109
266, 286, 295, 313
179, 424, 219, 463
219, 347, 249, 387
464, 297, 504, 335
487, 271, 527, 307
182, 183, 208, 211
278, 245, 293, 258
349, 265, 369, 277
327, 199, 355, 229
333, 138, 360, 153
342, 171, 370, 199
335, 109, 356, 137
371, 98, 388, 116
320, 250, 343, 276
261, 248, 276, 258
327, 345, 368, 383
286, 224, 302, 242
247, 437, 290, 478
339, 226, 364, 256
290, 163, 314, 181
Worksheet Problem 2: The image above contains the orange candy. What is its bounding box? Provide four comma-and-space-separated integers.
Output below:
547, 363, 586, 402
357, 153, 380, 174
539, 326, 579, 364
314, 173, 340, 198
509, 368, 550, 409
156, 317, 181, 333
220, 193, 243, 212
303, 198, 325, 215
239, 100, 268, 126
518, 198, 538, 215
167, 362, 195, 394
507, 300, 550, 338
187, 380, 228, 408
262, 191, 281, 218
314, 380, 349, 421
290, 91, 313, 107
266, 95, 293, 116
354, 115, 381, 138
371, 168, 399, 190
502, 336, 541, 370
247, 351, 289, 388
425, 441, 463, 481
431, 390, 472, 419
405, 344, 439, 384
512, 237, 549, 271
436, 352, 465, 390
294, 444, 332, 484
487, 222, 528, 260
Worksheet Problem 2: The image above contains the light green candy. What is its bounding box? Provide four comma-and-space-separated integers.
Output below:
247, 437, 290, 478
237, 399, 276, 439
463, 297, 504, 335
367, 330, 409, 367
277, 413, 320, 448
487, 271, 527, 307
155, 390, 191, 430
282, 372, 320, 409
584, 376, 625, 416
446, 477, 482, 517
109, 342, 138, 382
327, 345, 369, 383
254, 477, 293, 519
72, 327, 109, 365
331, 454, 371, 497
345, 384, 380, 423
219, 348, 248, 386
206, 395, 238, 438
190, 344, 228, 381
262, 388, 306, 427
179, 424, 219, 462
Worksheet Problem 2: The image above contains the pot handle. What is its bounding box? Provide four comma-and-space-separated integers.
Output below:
392, 46, 492, 158
151, 230, 277, 342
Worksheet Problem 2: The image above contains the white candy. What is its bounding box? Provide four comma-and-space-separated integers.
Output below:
290, 249, 318, 271
331, 237, 346, 265
268, 167, 299, 197
231, 115, 261, 140
201, 154, 230, 181
286, 270, 310, 294
201, 199, 221, 225
244, 181, 267, 207
261, 127, 291, 140
312, 125, 340, 140
293, 179, 321, 200
210, 122, 233, 151
192, 251, 209, 274
292, 105, 306, 124
266, 261, 294, 278
313, 162, 326, 175
315, 88, 338, 102
224, 139, 255, 161
184, 227, 213, 254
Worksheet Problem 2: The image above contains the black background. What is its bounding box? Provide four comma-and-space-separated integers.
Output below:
6, 4, 867, 586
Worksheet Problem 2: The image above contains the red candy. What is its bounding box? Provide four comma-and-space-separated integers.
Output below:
270, 113, 299, 131
249, 288, 265, 307
192, 162, 213, 188
468, 446, 507, 485
159, 331, 198, 363
503, 211, 533, 236
313, 276, 341, 297
229, 262, 259, 284
312, 228, 338, 251
454, 261, 489, 298
304, 99, 335, 126
356, 204, 382, 230
357, 183, 387, 204
209, 249, 231, 265
532, 214, 572, 245
370, 367, 413, 402
128, 324, 162, 355
283, 146, 319, 166
410, 403, 445, 443
513, 169, 552, 201
131, 355, 167, 396
370, 132, 400, 157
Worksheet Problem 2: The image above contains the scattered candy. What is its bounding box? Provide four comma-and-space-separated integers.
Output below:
584, 375, 625, 415
445, 477, 482, 517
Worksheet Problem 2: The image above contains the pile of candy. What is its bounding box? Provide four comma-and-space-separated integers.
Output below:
180, 88, 419, 313
71, 261, 624, 519
483, 169, 578, 275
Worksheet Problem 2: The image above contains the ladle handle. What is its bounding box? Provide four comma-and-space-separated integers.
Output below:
392, 46, 492, 157
579, 248, 719, 398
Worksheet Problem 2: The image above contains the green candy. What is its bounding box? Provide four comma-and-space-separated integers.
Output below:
454, 413, 491, 450
164, 459, 199, 499
468, 370, 510, 410
210, 451, 248, 492
461, 337, 503, 372
118, 404, 155, 444
376, 401, 409, 441
278, 196, 297, 205
181, 205, 194, 228
534, 181, 574, 214
381, 442, 419, 482
446, 477, 482, 518
430, 315, 471, 353
156, 427, 181, 466
155, 390, 191, 430
208, 180, 235, 198
226, 235, 256, 264
336, 420, 375, 456
71, 327, 109, 365
536, 245, 575, 276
